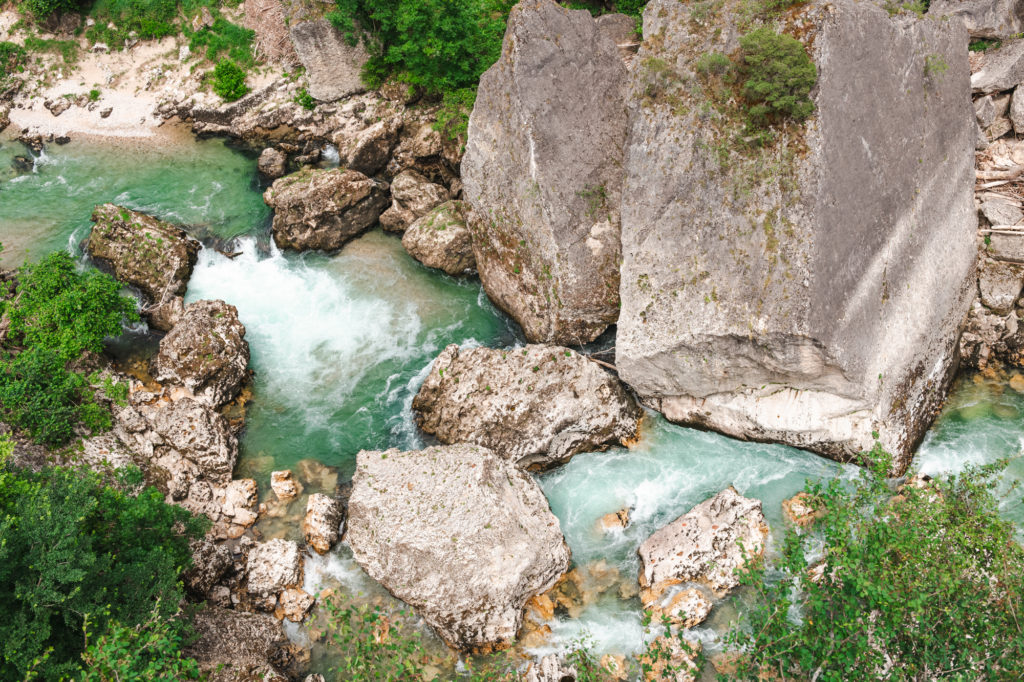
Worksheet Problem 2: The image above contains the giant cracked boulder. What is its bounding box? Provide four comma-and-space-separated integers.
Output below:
87, 204, 200, 331
345, 444, 570, 652
289, 19, 368, 102
617, 0, 976, 473
462, 0, 629, 344
153, 299, 250, 409
412, 344, 641, 470
264, 168, 389, 251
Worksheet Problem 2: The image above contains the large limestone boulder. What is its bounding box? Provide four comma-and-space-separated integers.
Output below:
289, 19, 368, 101
929, 0, 1024, 40
378, 169, 450, 233
617, 0, 976, 473
87, 204, 200, 332
401, 200, 476, 275
462, 0, 629, 344
152, 299, 250, 409
345, 444, 571, 652
264, 168, 389, 251
412, 344, 642, 470
637, 487, 768, 602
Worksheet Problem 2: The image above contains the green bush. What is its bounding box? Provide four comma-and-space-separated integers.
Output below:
725, 448, 1024, 680
695, 51, 731, 77
18, 0, 83, 21
0, 459, 207, 679
738, 27, 816, 128
210, 57, 249, 101
80, 603, 203, 681
0, 41, 27, 80
432, 85, 476, 142
189, 17, 255, 68
327, 0, 513, 96
293, 86, 316, 110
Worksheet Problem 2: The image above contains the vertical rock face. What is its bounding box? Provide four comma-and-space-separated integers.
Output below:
617, 0, 976, 473
929, 0, 1024, 40
462, 0, 629, 344
345, 444, 570, 652
289, 19, 368, 102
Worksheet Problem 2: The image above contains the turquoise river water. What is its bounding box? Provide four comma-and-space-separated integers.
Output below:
2, 132, 1022, 673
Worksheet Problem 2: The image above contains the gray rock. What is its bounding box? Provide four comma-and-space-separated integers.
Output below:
972, 38, 1024, 93
986, 115, 1013, 140
45, 98, 71, 117
185, 606, 289, 682
980, 257, 1024, 313
378, 169, 450, 233
264, 168, 389, 251
412, 344, 642, 470
960, 298, 1024, 368
341, 118, 400, 176
153, 300, 250, 409
595, 12, 637, 47
981, 197, 1024, 226
976, 94, 997, 128
258, 147, 288, 178
303, 493, 343, 554
346, 444, 570, 652
87, 204, 200, 332
184, 538, 233, 596
99, 106, 112, 119
462, 0, 629, 344
1012, 87, 1024, 133
989, 232, 1024, 261
617, 0, 976, 474
637, 487, 768, 602
929, 0, 1024, 40
247, 538, 304, 597
401, 200, 475, 275
289, 19, 368, 101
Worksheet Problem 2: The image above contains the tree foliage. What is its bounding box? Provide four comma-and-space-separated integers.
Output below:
211, 57, 249, 101
738, 27, 817, 128
0, 457, 206, 680
725, 449, 1024, 680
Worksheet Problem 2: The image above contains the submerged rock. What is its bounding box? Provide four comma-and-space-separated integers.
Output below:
617, 0, 975, 474
152, 299, 250, 409
270, 470, 302, 501
345, 444, 570, 652
303, 492, 343, 554
87, 204, 201, 332
462, 0, 629, 344
638, 487, 768, 601
264, 168, 389, 251
401, 200, 475, 275
378, 169, 450, 233
412, 344, 642, 470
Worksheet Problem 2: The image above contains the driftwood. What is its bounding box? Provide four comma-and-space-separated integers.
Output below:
976, 165, 1024, 181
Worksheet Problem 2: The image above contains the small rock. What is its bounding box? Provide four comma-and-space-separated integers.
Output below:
270, 470, 302, 501
44, 98, 72, 117
302, 493, 344, 554
980, 257, 1024, 314
99, 106, 113, 119
781, 491, 823, 527
976, 95, 997, 128
275, 587, 315, 622
258, 147, 288, 179
639, 636, 701, 682
1009, 373, 1024, 392
179, 44, 191, 62
651, 587, 713, 629
980, 198, 1024, 227
247, 538, 304, 597
600, 653, 628, 680
184, 538, 232, 597
222, 478, 259, 527
524, 654, 577, 682
1013, 86, 1024, 134
972, 39, 1024, 94
638, 487, 769, 602
986, 116, 1013, 141
401, 200, 475, 275
598, 508, 630, 532
378, 169, 450, 233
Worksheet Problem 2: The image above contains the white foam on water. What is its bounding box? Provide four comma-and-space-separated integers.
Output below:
321, 144, 341, 168
186, 238, 423, 442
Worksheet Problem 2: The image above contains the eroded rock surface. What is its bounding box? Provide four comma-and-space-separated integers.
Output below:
247, 538, 304, 597
379, 169, 450, 233
462, 0, 629, 343
185, 606, 290, 682
264, 168, 388, 251
346, 444, 570, 651
638, 487, 768, 601
412, 344, 641, 469
87, 204, 200, 331
303, 492, 343, 554
617, 0, 975, 473
289, 19, 368, 102
930, 0, 1024, 40
152, 300, 250, 409
401, 200, 475, 275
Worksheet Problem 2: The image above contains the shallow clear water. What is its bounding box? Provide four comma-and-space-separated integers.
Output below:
3, 133, 1023, 673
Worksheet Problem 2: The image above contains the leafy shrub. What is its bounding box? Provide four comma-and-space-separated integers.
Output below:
189, 17, 255, 68
210, 57, 249, 101
432, 85, 476, 142
88, 87, 101, 101
695, 51, 731, 77
293, 86, 316, 110
0, 461, 207, 679
80, 603, 203, 681
738, 27, 816, 128
725, 449, 1024, 680
327, 0, 513, 96
0, 41, 27, 80
18, 0, 83, 20
4, 250, 138, 362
